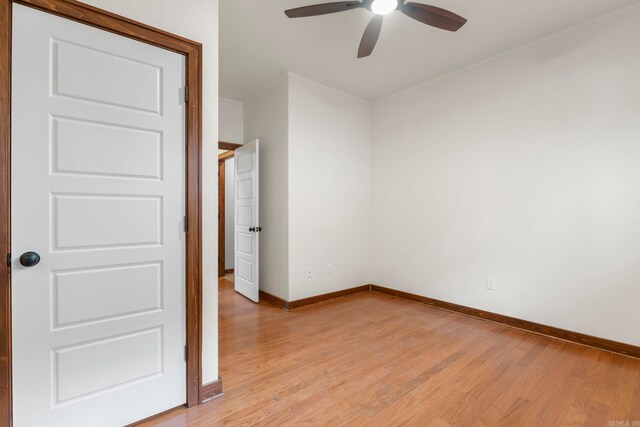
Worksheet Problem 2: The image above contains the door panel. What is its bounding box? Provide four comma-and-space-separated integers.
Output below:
53, 328, 163, 404
53, 263, 162, 328
11, 5, 186, 426
53, 117, 162, 179
54, 39, 162, 113
234, 141, 260, 302
53, 195, 162, 249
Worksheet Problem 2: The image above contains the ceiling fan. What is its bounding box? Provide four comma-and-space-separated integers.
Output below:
284, 0, 467, 58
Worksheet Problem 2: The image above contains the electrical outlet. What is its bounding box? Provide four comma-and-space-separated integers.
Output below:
306, 266, 313, 279
486, 277, 497, 291
325, 264, 333, 275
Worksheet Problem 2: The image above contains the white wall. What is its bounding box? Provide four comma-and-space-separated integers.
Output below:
370, 6, 640, 346
224, 158, 235, 269
243, 73, 373, 301
219, 97, 244, 143
82, 0, 220, 383
288, 74, 372, 300
244, 76, 290, 300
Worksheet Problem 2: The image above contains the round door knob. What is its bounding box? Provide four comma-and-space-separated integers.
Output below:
19, 252, 40, 267
249, 227, 256, 232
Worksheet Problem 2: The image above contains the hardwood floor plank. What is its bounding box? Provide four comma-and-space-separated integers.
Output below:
139, 279, 640, 426
518, 343, 588, 425
628, 361, 640, 421
348, 334, 503, 425
559, 350, 612, 426
606, 358, 640, 423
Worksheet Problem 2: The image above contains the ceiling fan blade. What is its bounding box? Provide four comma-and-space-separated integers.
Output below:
400, 3, 467, 32
358, 15, 383, 58
285, 1, 366, 18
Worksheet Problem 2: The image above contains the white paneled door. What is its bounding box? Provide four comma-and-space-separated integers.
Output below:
11, 5, 186, 426
234, 141, 260, 302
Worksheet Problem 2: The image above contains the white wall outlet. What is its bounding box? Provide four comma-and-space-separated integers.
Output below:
325, 264, 333, 275
486, 277, 497, 291
306, 266, 313, 279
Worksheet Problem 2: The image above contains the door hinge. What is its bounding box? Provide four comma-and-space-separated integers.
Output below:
184, 86, 189, 103
184, 345, 188, 362
184, 215, 188, 233
6, 253, 10, 267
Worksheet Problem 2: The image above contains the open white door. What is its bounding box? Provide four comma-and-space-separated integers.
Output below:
11, 5, 186, 426
234, 140, 260, 302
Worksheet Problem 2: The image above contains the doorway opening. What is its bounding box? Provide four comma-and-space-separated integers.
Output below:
217, 140, 261, 303
218, 141, 243, 284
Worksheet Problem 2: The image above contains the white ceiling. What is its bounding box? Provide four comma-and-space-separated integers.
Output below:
220, 0, 640, 102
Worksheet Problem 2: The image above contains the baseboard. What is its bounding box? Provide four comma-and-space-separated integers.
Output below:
289, 285, 371, 310
371, 285, 640, 360
260, 285, 371, 311
259, 290, 290, 310
259, 283, 640, 359
224, 269, 234, 275
200, 377, 223, 404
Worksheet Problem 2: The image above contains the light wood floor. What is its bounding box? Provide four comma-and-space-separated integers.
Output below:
143, 278, 640, 426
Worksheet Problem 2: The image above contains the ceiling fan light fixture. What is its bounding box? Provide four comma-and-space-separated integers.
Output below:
371, 0, 398, 15
283, 1, 467, 58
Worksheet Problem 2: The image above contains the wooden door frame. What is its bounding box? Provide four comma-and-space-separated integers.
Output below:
1, 1, 205, 424
218, 142, 242, 278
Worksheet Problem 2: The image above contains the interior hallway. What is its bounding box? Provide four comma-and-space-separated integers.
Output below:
141, 278, 640, 426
